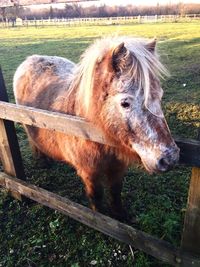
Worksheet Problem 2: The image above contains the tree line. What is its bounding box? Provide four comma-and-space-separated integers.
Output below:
1, 3, 200, 21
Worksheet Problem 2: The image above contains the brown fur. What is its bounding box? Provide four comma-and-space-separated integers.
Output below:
13, 37, 179, 219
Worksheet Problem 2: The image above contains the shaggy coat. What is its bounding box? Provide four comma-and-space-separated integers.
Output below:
13, 37, 179, 218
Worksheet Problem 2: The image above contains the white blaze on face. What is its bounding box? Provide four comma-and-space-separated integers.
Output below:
109, 91, 175, 172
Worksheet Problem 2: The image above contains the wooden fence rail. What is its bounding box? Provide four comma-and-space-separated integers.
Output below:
0, 101, 199, 167
0, 172, 200, 267
0, 68, 200, 266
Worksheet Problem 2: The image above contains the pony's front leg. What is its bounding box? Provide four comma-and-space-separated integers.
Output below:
106, 169, 127, 221
109, 180, 126, 220
79, 171, 104, 212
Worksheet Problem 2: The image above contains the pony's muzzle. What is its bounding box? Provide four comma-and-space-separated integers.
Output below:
156, 146, 180, 172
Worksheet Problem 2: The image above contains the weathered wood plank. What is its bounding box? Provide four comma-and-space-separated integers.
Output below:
0, 101, 109, 145
0, 172, 200, 267
0, 101, 199, 167
0, 69, 25, 180
0, 68, 26, 199
181, 167, 200, 255
181, 129, 200, 254
0, 119, 16, 176
181, 129, 200, 255
175, 137, 200, 167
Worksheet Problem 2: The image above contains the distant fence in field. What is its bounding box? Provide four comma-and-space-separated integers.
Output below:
0, 14, 199, 28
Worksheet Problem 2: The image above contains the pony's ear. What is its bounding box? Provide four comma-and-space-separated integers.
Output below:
112, 42, 128, 72
146, 38, 157, 53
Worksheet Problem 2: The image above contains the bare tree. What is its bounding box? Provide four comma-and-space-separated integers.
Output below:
13, 3, 200, 20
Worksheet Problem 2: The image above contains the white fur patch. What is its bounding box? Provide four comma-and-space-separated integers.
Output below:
13, 55, 75, 103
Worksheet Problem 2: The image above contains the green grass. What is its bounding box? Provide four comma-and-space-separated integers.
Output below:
0, 22, 200, 267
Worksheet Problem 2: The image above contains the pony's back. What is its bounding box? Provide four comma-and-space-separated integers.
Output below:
13, 55, 75, 111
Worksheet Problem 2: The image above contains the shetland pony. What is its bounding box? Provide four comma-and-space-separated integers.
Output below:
13, 37, 179, 219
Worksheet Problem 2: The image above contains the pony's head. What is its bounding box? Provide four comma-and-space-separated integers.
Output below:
73, 37, 179, 173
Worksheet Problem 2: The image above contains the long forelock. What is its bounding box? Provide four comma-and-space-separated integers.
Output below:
70, 36, 169, 117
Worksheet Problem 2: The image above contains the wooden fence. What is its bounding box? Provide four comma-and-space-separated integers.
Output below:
1, 14, 200, 28
0, 67, 200, 266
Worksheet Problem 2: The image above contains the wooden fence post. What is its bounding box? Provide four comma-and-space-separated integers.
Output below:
0, 67, 26, 200
181, 129, 200, 255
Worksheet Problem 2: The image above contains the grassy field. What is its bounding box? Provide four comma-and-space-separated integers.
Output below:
0, 22, 200, 267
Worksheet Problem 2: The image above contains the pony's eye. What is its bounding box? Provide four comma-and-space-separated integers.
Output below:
121, 100, 131, 109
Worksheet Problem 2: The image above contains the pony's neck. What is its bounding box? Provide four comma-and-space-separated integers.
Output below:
50, 78, 77, 116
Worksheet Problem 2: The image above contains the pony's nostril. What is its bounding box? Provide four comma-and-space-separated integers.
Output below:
157, 146, 180, 172
157, 157, 170, 172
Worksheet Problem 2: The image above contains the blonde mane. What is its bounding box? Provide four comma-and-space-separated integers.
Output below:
69, 36, 169, 116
